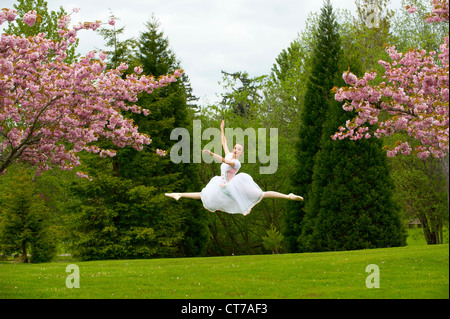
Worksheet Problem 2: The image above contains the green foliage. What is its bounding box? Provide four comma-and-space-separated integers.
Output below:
315, 49, 406, 251
97, 12, 139, 69
298, 57, 406, 252
389, 151, 448, 245
219, 71, 267, 119
351, 0, 395, 72
263, 30, 313, 140
262, 224, 284, 254
0, 167, 57, 263
66, 174, 183, 260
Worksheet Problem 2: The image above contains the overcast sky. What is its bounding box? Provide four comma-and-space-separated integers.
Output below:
1, 0, 405, 105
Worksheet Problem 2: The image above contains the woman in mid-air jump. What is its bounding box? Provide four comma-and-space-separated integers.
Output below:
165, 120, 303, 216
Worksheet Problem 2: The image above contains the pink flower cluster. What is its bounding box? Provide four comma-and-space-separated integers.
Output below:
425, 0, 449, 22
156, 149, 167, 157
406, 5, 418, 14
0, 8, 183, 176
333, 0, 449, 160
0, 8, 18, 25
23, 10, 37, 26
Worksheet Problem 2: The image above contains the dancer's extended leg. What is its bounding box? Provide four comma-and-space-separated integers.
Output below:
263, 191, 303, 201
165, 193, 202, 201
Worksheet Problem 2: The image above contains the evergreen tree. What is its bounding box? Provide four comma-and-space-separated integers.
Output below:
126, 15, 208, 257
97, 13, 139, 69
298, 58, 407, 251
67, 173, 181, 260
0, 168, 57, 263
284, 0, 342, 252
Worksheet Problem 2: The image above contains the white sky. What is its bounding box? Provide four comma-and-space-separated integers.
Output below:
1, 0, 405, 106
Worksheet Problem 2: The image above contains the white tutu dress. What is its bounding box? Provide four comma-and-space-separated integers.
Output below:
201, 153, 264, 215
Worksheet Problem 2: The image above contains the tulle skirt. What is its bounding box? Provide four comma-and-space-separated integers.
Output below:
201, 173, 264, 215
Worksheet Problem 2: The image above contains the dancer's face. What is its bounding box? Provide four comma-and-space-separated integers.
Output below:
233, 144, 244, 159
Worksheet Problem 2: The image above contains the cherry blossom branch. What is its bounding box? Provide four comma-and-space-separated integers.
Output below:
0, 7, 183, 176
333, 0, 449, 160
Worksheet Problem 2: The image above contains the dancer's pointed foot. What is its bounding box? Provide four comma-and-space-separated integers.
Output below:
165, 193, 181, 201
288, 193, 303, 201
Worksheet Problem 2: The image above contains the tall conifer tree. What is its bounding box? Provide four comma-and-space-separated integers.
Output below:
284, 0, 406, 252
284, 0, 341, 252
298, 58, 406, 252
125, 16, 208, 257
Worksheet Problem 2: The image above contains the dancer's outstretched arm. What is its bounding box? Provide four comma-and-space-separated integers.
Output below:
202, 148, 237, 168
220, 120, 230, 155
263, 191, 303, 201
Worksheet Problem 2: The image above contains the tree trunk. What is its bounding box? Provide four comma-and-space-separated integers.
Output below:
441, 156, 449, 216
21, 241, 28, 263
420, 216, 437, 245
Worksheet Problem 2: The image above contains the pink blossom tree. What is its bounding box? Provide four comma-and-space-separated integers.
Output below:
333, 0, 449, 160
0, 8, 182, 177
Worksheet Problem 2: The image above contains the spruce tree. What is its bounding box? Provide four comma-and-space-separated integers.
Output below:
284, 0, 342, 252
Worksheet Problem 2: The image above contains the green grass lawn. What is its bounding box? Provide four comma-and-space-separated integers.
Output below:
0, 243, 448, 299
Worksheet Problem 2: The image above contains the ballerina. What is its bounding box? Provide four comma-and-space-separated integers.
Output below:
165, 120, 303, 216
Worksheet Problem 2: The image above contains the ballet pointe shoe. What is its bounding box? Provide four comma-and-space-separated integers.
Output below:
165, 193, 181, 201
288, 193, 304, 201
